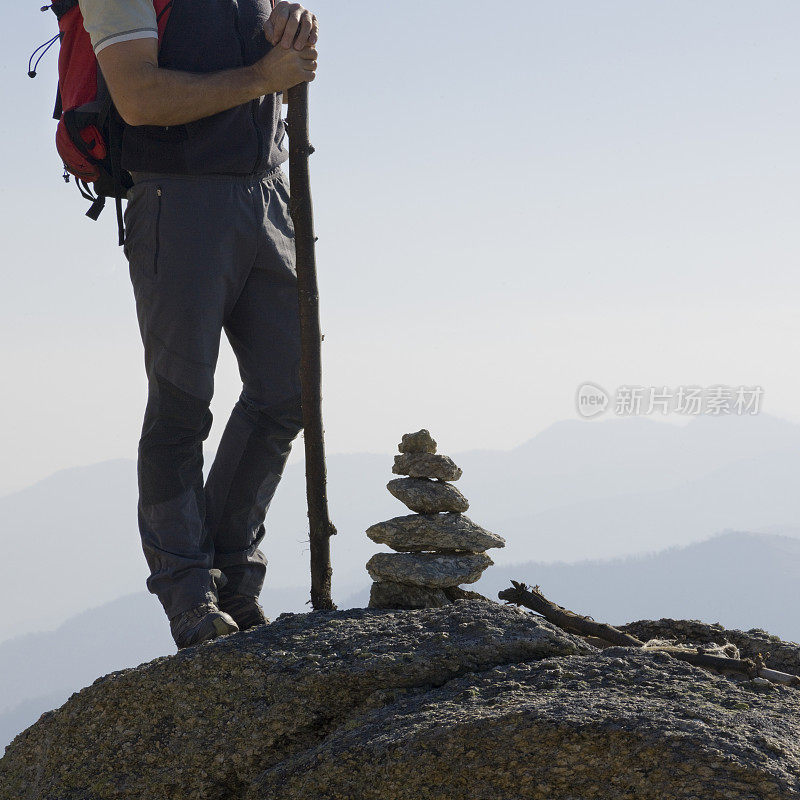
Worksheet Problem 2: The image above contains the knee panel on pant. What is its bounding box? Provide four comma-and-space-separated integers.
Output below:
145, 374, 213, 432
139, 374, 213, 506
239, 391, 303, 439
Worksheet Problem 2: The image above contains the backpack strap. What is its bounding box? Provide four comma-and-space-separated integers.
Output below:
75, 178, 105, 221
96, 71, 129, 245
53, 86, 63, 121
47, 0, 79, 21
109, 120, 126, 246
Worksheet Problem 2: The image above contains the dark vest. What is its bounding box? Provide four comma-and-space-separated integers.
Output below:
122, 0, 287, 176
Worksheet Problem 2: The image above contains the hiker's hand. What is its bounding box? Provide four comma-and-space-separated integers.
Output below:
263, 3, 318, 51
254, 42, 317, 94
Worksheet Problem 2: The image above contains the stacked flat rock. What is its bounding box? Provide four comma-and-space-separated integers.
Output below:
366, 430, 505, 609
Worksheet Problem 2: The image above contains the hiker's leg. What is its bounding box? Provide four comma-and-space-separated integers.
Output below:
125, 175, 257, 618
205, 169, 303, 598
137, 374, 216, 615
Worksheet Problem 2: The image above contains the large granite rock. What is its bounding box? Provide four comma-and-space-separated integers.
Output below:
253, 647, 800, 800
367, 513, 505, 553
366, 552, 492, 588
369, 581, 450, 609
3, 603, 800, 800
0, 603, 590, 800
387, 477, 468, 514
398, 430, 437, 454
392, 453, 463, 482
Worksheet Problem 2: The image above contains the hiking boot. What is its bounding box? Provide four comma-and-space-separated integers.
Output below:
170, 602, 239, 650
218, 592, 269, 631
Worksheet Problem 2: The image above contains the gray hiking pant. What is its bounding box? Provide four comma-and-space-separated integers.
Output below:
124, 166, 302, 619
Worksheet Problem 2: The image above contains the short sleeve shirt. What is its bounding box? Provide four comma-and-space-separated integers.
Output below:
78, 0, 158, 55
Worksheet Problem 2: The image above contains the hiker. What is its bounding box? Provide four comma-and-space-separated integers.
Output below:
77, 0, 319, 648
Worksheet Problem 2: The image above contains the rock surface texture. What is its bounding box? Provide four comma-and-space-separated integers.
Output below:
398, 429, 437, 454
2, 602, 800, 800
367, 513, 504, 553
369, 581, 450, 609
367, 552, 492, 588
392, 453, 463, 482
386, 478, 469, 514
368, 431, 504, 608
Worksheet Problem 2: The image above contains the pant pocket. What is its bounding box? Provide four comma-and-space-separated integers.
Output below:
124, 182, 163, 282
153, 186, 163, 275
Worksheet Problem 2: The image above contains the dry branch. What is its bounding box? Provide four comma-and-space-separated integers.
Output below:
499, 580, 800, 687
498, 581, 643, 647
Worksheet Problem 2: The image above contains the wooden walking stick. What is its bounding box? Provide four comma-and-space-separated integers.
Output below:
287, 82, 336, 611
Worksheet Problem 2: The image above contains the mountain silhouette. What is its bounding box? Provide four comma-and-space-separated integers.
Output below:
4, 529, 800, 754
3, 414, 800, 642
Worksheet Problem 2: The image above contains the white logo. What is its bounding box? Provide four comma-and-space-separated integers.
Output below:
575, 383, 764, 418
576, 383, 610, 419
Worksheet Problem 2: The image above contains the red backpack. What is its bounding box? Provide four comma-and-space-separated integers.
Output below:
31, 0, 173, 244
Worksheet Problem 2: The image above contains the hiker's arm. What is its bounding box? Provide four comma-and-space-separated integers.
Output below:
96, 37, 317, 128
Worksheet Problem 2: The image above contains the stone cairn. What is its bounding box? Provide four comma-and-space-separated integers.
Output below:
366, 430, 505, 609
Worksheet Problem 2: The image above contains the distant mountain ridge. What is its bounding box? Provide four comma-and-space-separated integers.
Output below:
474, 530, 800, 643
490, 447, 800, 563
3, 413, 800, 642
4, 529, 800, 754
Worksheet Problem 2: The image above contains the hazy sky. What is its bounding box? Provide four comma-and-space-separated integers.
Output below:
2, 1, 800, 493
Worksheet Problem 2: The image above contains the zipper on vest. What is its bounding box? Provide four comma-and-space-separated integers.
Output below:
154, 187, 162, 275
232, 3, 264, 173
